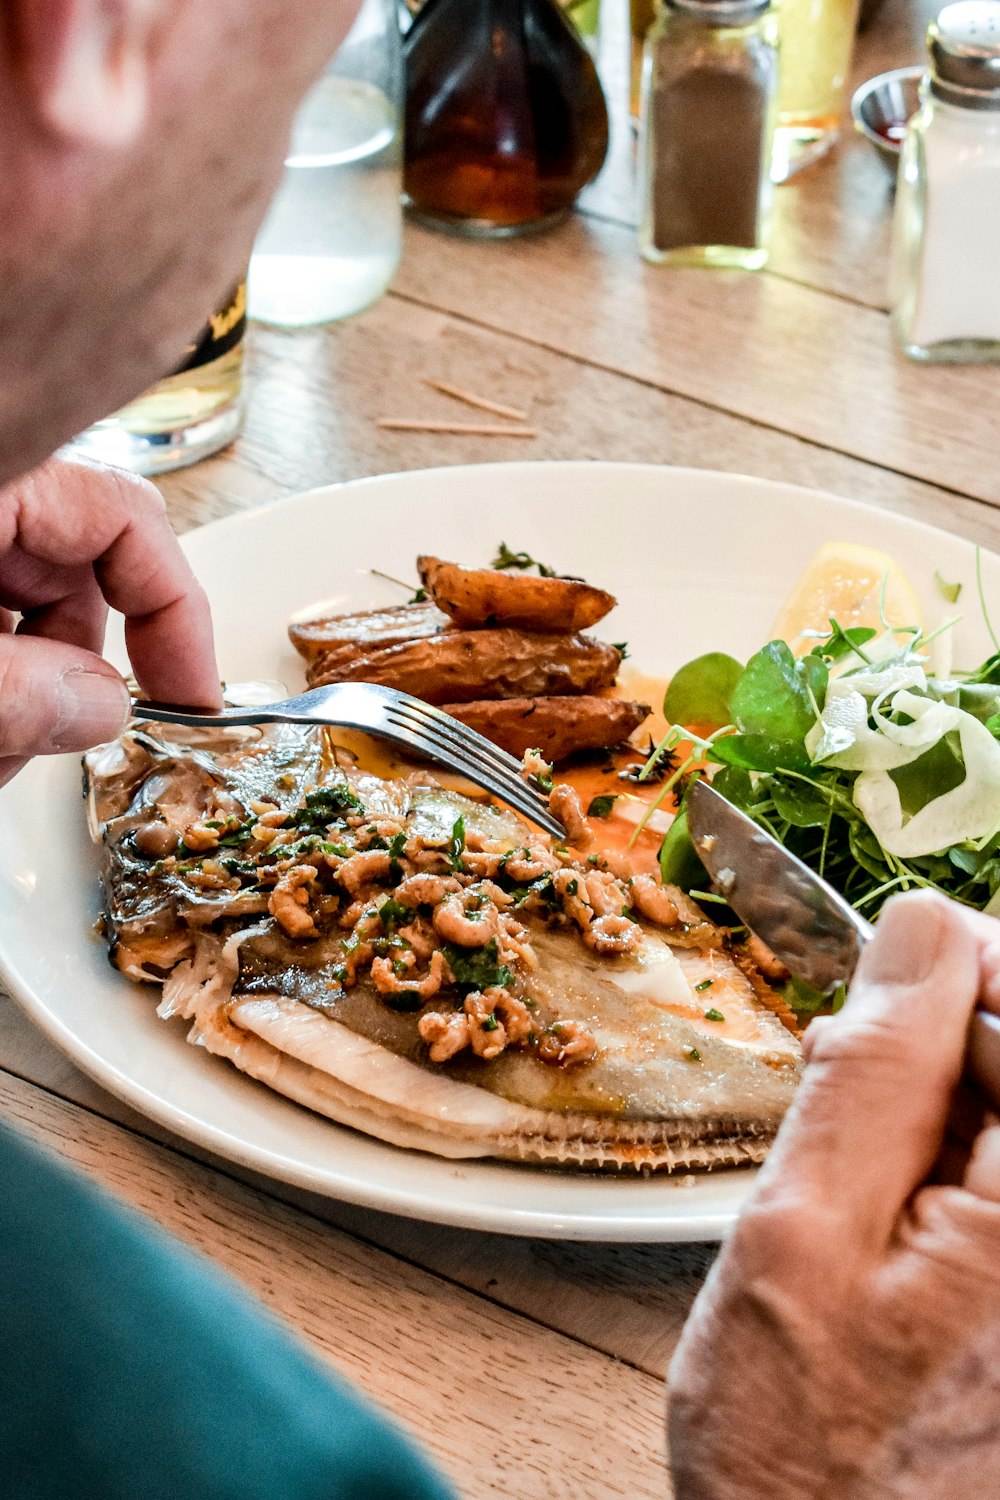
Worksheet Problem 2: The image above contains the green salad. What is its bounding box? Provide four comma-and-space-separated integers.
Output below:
643, 604, 1000, 951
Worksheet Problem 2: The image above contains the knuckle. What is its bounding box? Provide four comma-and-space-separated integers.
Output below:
728, 1194, 827, 1282
808, 1008, 922, 1077
116, 469, 167, 520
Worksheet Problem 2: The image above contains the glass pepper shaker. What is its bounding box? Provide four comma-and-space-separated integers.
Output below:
403, 0, 609, 236
638, 0, 779, 269
890, 2, 1000, 363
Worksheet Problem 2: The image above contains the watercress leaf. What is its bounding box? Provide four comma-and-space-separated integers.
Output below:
768, 776, 833, 828
887, 732, 966, 817
848, 820, 892, 881
961, 652, 1000, 687
945, 683, 1000, 724
812, 622, 878, 663
785, 975, 830, 1014
711, 732, 812, 774
799, 652, 829, 712
663, 653, 743, 728
710, 765, 754, 809
657, 808, 707, 889
729, 641, 825, 742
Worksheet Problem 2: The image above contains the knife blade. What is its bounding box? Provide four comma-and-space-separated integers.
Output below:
685, 777, 1000, 1104
687, 779, 873, 994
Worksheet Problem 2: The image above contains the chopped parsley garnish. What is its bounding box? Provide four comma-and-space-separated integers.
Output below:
259, 834, 346, 864
523, 750, 553, 794
382, 989, 424, 1012
694, 978, 714, 992
216, 822, 253, 849
441, 938, 514, 993
587, 794, 618, 819
704, 1007, 726, 1023
447, 815, 466, 872
292, 783, 364, 830
564, 878, 578, 897
481, 1013, 499, 1032
388, 831, 407, 882
611, 641, 630, 660
684, 1046, 702, 1062
378, 897, 411, 929
492, 542, 557, 577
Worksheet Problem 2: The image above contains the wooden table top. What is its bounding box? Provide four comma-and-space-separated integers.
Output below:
3, 2, 997, 1494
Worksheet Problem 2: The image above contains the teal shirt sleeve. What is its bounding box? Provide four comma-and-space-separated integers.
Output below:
0, 1120, 455, 1500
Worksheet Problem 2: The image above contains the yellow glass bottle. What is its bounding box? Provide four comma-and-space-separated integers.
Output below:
772, 0, 861, 180
68, 280, 247, 475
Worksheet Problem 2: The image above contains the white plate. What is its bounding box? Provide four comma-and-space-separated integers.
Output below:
0, 463, 994, 1242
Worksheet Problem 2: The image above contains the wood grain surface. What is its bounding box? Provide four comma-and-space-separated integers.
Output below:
1, 4, 997, 1495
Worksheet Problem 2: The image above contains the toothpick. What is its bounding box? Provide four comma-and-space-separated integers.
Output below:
423, 378, 529, 423
377, 419, 537, 438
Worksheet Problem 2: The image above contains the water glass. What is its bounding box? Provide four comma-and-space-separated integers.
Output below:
248, 0, 403, 327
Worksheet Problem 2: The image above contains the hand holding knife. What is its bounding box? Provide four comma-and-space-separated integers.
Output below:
686, 778, 1000, 1106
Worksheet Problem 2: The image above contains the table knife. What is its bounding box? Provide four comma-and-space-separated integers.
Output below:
686, 777, 1000, 1102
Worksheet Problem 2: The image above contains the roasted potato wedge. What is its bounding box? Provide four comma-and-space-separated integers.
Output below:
289, 600, 450, 663
306, 629, 622, 705
417, 555, 616, 632
442, 696, 650, 760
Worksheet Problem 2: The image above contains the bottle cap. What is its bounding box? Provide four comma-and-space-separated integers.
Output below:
928, 2, 1000, 107
666, 0, 771, 23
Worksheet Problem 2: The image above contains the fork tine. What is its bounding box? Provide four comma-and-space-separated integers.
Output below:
382, 702, 564, 836
386, 697, 528, 782
383, 695, 545, 795
389, 728, 562, 835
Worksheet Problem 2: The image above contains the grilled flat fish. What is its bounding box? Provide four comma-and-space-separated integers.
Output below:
85, 726, 802, 1172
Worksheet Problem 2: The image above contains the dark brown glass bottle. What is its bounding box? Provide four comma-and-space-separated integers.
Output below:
403, 0, 609, 235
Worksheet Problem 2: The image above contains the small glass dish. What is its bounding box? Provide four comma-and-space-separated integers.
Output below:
851, 64, 924, 175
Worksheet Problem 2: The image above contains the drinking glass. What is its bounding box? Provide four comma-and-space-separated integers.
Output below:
248, 0, 403, 327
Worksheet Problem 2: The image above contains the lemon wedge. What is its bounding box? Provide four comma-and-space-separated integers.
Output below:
770, 541, 924, 655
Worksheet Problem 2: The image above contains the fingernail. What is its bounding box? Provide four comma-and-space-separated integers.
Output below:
53, 669, 130, 751
859, 894, 945, 987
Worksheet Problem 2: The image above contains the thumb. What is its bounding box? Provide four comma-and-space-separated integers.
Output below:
0, 635, 130, 759
754, 891, 980, 1250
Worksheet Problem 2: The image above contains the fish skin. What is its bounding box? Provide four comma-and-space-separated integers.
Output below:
85, 726, 803, 1171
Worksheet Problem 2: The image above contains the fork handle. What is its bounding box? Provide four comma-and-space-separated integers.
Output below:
130, 700, 278, 728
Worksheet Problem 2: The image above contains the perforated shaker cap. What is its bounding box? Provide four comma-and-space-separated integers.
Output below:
929, 2, 1000, 107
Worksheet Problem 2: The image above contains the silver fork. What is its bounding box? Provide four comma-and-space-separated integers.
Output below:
130, 681, 566, 839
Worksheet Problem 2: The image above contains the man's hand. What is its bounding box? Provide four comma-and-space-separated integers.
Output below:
0, 456, 219, 786
668, 891, 1000, 1498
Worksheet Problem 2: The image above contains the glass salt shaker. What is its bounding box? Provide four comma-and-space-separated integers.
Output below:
638, 0, 779, 269
890, 2, 1000, 362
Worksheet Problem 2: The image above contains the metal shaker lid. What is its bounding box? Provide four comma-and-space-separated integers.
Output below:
928, 2, 1000, 107
667, 0, 772, 23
